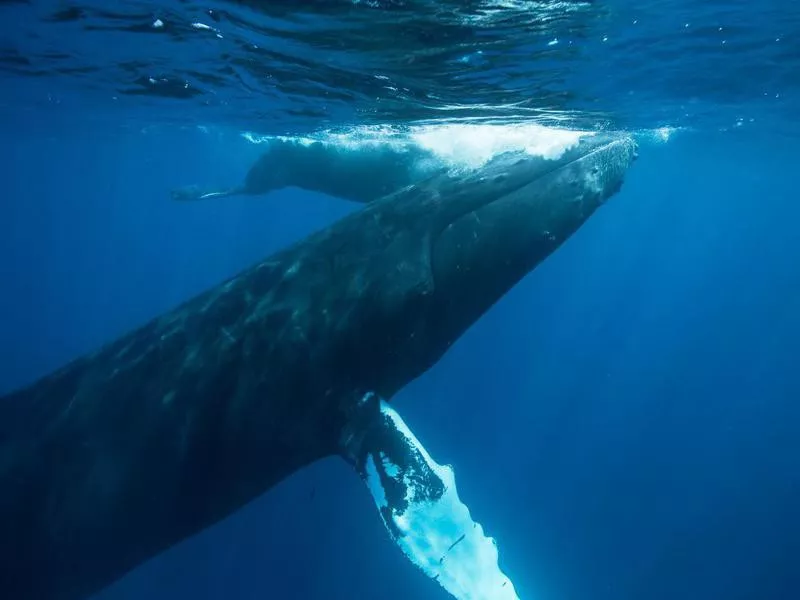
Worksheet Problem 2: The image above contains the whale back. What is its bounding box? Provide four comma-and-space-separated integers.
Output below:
0, 183, 442, 600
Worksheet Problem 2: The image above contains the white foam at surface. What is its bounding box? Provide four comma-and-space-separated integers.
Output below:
243, 121, 591, 172
366, 400, 521, 600
407, 122, 589, 169
653, 126, 677, 142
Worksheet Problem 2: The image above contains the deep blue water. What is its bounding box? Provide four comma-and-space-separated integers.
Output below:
1, 1, 799, 600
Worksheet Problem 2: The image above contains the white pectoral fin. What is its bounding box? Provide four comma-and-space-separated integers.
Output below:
340, 392, 521, 600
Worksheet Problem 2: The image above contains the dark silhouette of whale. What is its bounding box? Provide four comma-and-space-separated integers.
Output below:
0, 133, 637, 600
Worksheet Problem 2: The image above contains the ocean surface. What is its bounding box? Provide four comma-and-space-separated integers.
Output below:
1, 1, 799, 600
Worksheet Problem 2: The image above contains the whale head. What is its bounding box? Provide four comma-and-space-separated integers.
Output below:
345, 132, 638, 398
426, 133, 637, 340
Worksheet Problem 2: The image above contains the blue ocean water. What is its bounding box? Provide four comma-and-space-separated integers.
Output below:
1, 1, 798, 600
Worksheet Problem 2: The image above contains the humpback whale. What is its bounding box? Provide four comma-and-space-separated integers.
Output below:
0, 133, 637, 600
170, 136, 445, 204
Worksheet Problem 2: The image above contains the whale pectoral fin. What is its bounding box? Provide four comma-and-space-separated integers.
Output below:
339, 392, 520, 600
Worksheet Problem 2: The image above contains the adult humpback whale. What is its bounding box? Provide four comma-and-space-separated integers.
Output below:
171, 136, 445, 204
0, 133, 637, 600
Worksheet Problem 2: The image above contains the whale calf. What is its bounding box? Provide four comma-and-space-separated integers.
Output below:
0, 133, 637, 600
171, 136, 446, 204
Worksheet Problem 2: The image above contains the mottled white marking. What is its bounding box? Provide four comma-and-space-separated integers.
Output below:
364, 399, 521, 600
379, 451, 400, 478
365, 455, 388, 508
285, 261, 301, 277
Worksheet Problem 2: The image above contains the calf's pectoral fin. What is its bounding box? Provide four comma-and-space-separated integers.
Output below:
170, 185, 244, 202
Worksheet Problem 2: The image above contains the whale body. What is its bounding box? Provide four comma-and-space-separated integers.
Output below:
0, 133, 637, 600
170, 137, 445, 204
